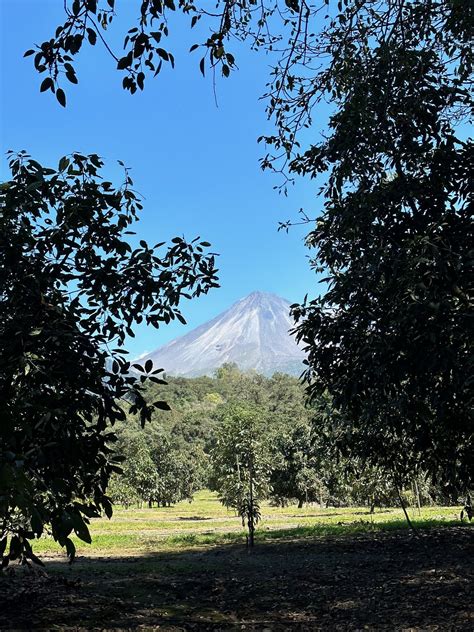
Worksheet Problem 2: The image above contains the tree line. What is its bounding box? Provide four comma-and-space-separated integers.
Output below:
108, 364, 462, 532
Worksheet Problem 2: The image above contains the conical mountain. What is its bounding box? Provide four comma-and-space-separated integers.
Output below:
141, 291, 306, 377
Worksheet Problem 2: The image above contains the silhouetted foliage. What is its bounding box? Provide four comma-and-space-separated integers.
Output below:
0, 151, 217, 564
288, 1, 473, 494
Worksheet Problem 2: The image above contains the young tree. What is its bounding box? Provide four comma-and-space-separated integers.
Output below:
107, 473, 139, 509
0, 151, 217, 564
209, 404, 271, 548
119, 432, 161, 508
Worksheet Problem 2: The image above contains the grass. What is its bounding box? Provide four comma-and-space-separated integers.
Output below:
32, 490, 466, 557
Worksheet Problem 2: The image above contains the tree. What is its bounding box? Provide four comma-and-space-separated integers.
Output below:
107, 473, 139, 509
116, 431, 161, 507
270, 421, 322, 508
108, 418, 206, 508
289, 1, 473, 494
0, 151, 217, 564
209, 403, 271, 548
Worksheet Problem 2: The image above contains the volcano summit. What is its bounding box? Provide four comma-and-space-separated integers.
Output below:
141, 291, 306, 377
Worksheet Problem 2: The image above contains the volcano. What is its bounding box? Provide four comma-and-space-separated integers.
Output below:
141, 291, 306, 377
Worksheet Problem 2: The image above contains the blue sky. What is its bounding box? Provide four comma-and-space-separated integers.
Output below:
0, 1, 327, 358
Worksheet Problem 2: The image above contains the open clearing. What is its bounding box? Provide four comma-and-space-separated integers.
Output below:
1, 492, 472, 630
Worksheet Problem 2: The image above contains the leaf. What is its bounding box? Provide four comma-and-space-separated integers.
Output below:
40, 77, 54, 93
117, 56, 130, 70
153, 400, 171, 411
72, 514, 92, 544
66, 71, 78, 84
31, 509, 43, 537
157, 48, 169, 62
59, 156, 70, 171
56, 88, 66, 107
145, 359, 153, 373
102, 497, 113, 519
87, 27, 97, 45
24, 540, 45, 567
148, 376, 166, 384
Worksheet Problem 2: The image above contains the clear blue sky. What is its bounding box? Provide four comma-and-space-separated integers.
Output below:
0, 1, 327, 358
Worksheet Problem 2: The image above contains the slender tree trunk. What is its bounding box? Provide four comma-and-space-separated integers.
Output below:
414, 479, 422, 515
298, 498, 304, 509
395, 482, 418, 536
248, 456, 255, 549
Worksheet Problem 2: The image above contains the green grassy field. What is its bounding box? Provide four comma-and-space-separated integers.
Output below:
33, 490, 465, 557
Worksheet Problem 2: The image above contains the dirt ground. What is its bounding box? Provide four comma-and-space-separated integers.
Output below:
1, 526, 473, 631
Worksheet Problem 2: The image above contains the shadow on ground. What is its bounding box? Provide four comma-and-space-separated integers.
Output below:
1, 526, 472, 630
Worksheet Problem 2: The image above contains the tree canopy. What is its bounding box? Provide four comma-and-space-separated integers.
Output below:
109, 366, 454, 515
288, 0, 473, 492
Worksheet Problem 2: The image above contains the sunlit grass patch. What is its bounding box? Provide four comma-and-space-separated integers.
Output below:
31, 490, 468, 559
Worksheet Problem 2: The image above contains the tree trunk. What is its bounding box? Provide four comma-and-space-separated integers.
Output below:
298, 498, 304, 509
414, 479, 422, 515
395, 482, 418, 536
248, 456, 255, 549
